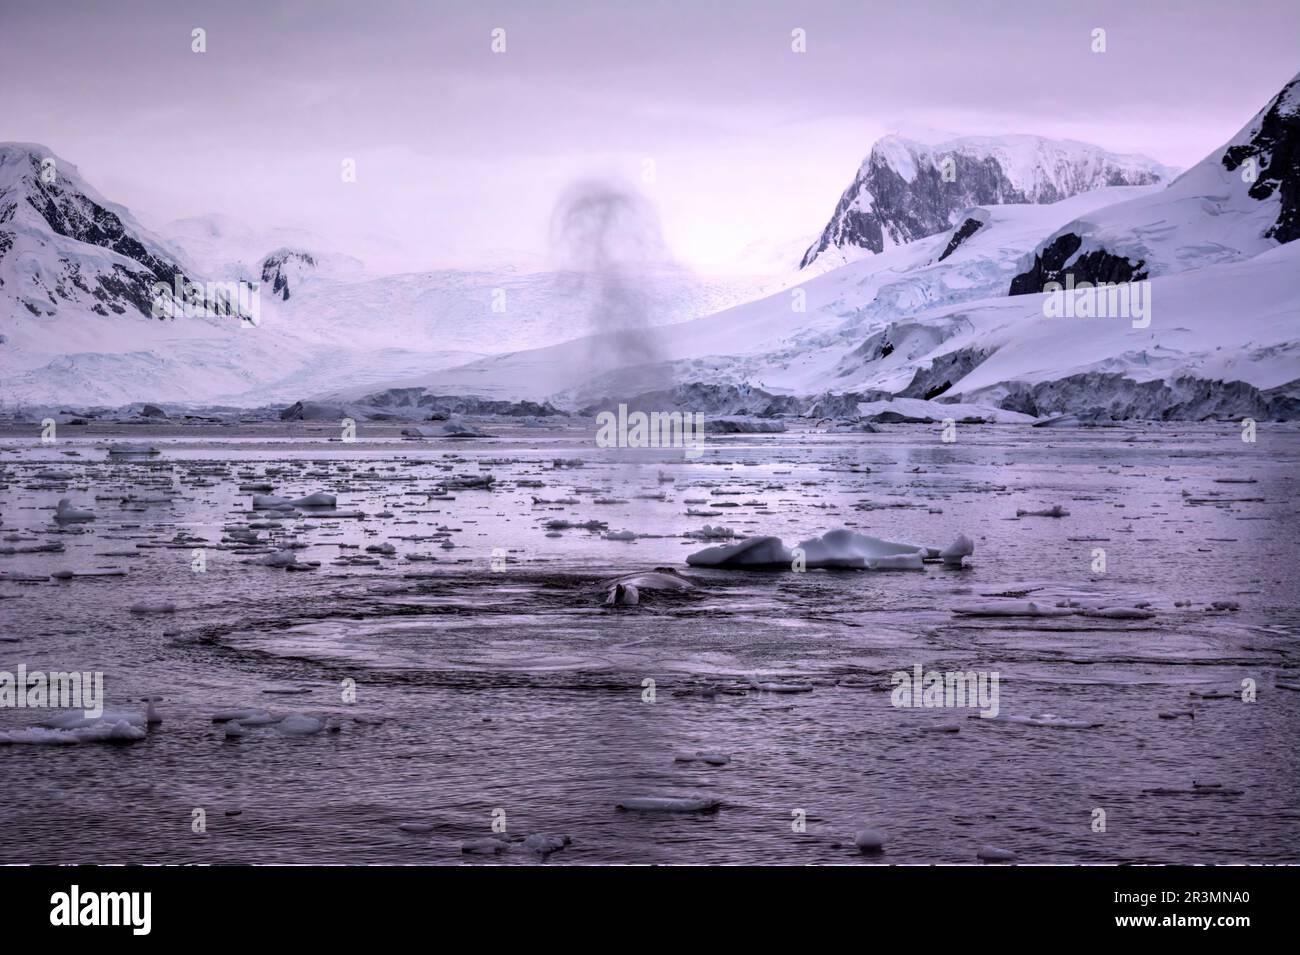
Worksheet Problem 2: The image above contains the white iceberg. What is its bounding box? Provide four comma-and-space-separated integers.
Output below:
686, 528, 969, 572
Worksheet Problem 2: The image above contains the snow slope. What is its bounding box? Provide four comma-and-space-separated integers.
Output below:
4, 72, 1297, 417
0, 145, 766, 407
370, 75, 1300, 420
1009, 72, 1300, 291
379, 185, 1163, 403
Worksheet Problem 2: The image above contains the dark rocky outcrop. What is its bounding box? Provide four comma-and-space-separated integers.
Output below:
260, 249, 316, 301
1221, 75, 1300, 244
1008, 233, 1147, 295
898, 346, 991, 400
3, 150, 251, 321
937, 217, 984, 262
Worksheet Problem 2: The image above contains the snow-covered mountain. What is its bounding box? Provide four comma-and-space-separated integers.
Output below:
799, 134, 1175, 270
1010, 73, 1300, 293
0, 148, 769, 407
4, 71, 1297, 419
0, 144, 248, 323
373, 72, 1300, 421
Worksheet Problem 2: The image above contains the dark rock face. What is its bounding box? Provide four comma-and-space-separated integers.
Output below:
2, 152, 246, 321
17, 156, 186, 316
898, 346, 991, 400
1221, 76, 1300, 244
993, 373, 1300, 421
937, 217, 984, 262
800, 144, 1164, 269
260, 250, 317, 301
802, 153, 1008, 267
1008, 233, 1147, 295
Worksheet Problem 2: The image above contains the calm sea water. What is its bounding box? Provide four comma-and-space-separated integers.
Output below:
2, 421, 1297, 864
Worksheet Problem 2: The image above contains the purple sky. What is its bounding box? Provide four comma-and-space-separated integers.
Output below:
3, 0, 1297, 273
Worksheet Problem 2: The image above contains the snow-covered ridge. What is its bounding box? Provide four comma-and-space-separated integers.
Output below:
389, 73, 1300, 422
0, 143, 767, 406
0, 143, 242, 322
1010, 70, 1300, 293
800, 134, 1174, 270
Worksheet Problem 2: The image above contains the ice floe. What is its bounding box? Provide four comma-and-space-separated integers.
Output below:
276, 714, 327, 735
42, 700, 161, 730
1016, 505, 1069, 518
54, 498, 96, 523
951, 600, 1076, 618
685, 527, 969, 571
522, 833, 571, 856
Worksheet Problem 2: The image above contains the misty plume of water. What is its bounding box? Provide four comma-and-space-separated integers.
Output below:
548, 179, 675, 398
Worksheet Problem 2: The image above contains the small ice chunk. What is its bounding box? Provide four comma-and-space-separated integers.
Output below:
522, 834, 570, 856
130, 601, 177, 614
977, 846, 1016, 862
952, 600, 1075, 618
616, 796, 721, 813
54, 498, 96, 523
1016, 505, 1069, 518
751, 680, 814, 693
76, 720, 147, 743
939, 534, 974, 567
276, 714, 326, 735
